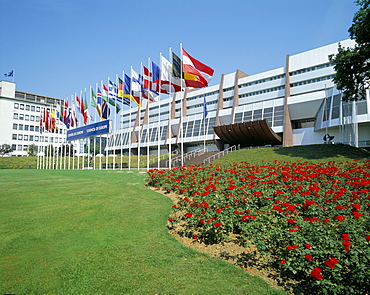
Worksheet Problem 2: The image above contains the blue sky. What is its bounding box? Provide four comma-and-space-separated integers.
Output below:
0, 0, 358, 100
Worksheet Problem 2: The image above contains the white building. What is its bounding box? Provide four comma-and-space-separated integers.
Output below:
0, 81, 67, 156
106, 39, 370, 156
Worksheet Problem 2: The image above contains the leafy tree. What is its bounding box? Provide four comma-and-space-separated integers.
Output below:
57, 144, 75, 156
27, 144, 38, 156
0, 144, 12, 156
329, 0, 370, 101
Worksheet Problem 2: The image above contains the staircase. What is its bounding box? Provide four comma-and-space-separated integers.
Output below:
148, 146, 237, 169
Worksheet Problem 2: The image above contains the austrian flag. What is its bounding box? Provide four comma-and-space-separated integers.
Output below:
182, 48, 214, 89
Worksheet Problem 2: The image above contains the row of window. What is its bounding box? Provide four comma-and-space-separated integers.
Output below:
12, 144, 29, 152
13, 124, 40, 132
13, 113, 40, 122
239, 86, 285, 98
14, 102, 41, 112
290, 63, 334, 76
12, 134, 64, 143
239, 74, 285, 88
290, 75, 335, 87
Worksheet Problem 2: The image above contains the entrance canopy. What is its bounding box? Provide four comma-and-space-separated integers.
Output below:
213, 120, 282, 147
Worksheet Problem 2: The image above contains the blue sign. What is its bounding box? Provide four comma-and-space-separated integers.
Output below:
67, 120, 110, 141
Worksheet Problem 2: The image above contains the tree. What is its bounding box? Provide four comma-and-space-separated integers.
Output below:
0, 144, 12, 156
28, 144, 38, 156
329, 0, 370, 101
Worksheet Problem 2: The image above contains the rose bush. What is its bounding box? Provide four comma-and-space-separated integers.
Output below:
147, 160, 370, 294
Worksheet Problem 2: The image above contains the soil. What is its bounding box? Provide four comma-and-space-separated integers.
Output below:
149, 187, 303, 295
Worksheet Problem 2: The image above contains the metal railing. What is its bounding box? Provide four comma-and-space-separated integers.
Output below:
202, 145, 237, 165
166, 146, 208, 168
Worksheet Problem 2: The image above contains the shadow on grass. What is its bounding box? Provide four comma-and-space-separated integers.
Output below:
272, 144, 370, 160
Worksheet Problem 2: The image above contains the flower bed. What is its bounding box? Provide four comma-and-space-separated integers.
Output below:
147, 160, 370, 294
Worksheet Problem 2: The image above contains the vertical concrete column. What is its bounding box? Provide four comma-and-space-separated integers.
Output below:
283, 55, 293, 147
231, 70, 248, 124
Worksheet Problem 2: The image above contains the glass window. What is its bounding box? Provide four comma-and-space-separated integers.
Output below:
20, 104, 24, 110
31, 106, 35, 111
18, 145, 22, 151
19, 114, 24, 120
35, 136, 39, 142
14, 103, 19, 109
13, 124, 18, 130
35, 126, 39, 132
36, 106, 40, 112
18, 124, 23, 130
24, 135, 28, 141
12, 144, 16, 150
30, 125, 34, 131
26, 105, 30, 111
12, 134, 17, 140
30, 135, 34, 141
13, 113, 18, 119
18, 134, 23, 140
36, 116, 40, 121
24, 125, 29, 131
31, 115, 35, 121
23, 145, 28, 151
25, 115, 29, 121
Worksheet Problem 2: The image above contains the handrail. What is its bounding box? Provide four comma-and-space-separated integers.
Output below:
165, 146, 208, 168
202, 145, 237, 165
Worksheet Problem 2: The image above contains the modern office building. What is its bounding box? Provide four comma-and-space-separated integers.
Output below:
106, 39, 370, 156
0, 81, 67, 156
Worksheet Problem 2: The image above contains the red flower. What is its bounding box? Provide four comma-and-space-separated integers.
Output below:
352, 211, 363, 219
342, 240, 351, 251
305, 254, 313, 261
280, 260, 286, 264
213, 222, 223, 228
184, 212, 193, 218
334, 215, 346, 221
324, 257, 339, 269
310, 268, 323, 280
292, 244, 298, 249
286, 246, 293, 250
342, 234, 350, 240
305, 244, 312, 249
366, 235, 370, 241
168, 218, 174, 222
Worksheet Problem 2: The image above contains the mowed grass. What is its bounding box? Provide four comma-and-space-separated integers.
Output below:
212, 144, 370, 165
0, 170, 284, 295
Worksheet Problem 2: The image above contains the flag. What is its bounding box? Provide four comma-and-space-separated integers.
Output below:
83, 90, 89, 124
4, 70, 13, 77
203, 95, 208, 118
63, 100, 70, 129
118, 77, 124, 98
108, 80, 121, 113
70, 101, 78, 128
130, 69, 142, 107
159, 55, 183, 93
182, 48, 214, 88
142, 66, 159, 101
172, 52, 182, 79
96, 87, 103, 118
102, 84, 109, 102
51, 109, 57, 132
102, 101, 110, 120
75, 95, 83, 113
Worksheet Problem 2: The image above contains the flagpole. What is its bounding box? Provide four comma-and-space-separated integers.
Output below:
179, 42, 185, 166
120, 70, 124, 170
128, 70, 132, 171
168, 49, 172, 170
136, 65, 142, 171
146, 58, 150, 171
157, 55, 162, 170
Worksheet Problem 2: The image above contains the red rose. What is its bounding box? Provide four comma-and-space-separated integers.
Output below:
280, 260, 286, 264
366, 235, 370, 241
213, 222, 223, 227
342, 234, 350, 240
292, 244, 298, 249
352, 211, 363, 219
324, 257, 339, 269
286, 246, 293, 250
305, 254, 313, 261
310, 268, 323, 280
305, 244, 312, 249
184, 212, 193, 218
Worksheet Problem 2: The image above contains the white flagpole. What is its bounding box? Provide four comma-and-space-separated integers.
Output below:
179, 42, 184, 166
147, 58, 150, 171
105, 79, 109, 170
120, 70, 124, 170
128, 70, 132, 171
157, 55, 162, 170
137, 64, 142, 171
168, 49, 172, 169
91, 85, 96, 170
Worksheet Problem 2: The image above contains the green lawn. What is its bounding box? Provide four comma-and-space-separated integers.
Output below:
0, 170, 284, 295
212, 144, 370, 165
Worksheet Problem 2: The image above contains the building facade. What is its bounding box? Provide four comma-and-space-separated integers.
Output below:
106, 39, 370, 155
0, 81, 67, 156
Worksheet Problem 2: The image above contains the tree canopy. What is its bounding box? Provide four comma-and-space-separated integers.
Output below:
330, 0, 370, 101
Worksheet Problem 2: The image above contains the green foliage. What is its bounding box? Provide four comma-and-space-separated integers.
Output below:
0, 170, 283, 295
329, 0, 370, 101
148, 160, 370, 294
27, 143, 38, 156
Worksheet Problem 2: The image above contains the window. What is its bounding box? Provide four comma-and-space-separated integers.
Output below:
19, 114, 24, 120
31, 106, 35, 111
30, 135, 34, 141
26, 105, 30, 111
12, 134, 17, 140
25, 115, 29, 121
13, 124, 18, 130
36, 106, 40, 112
12, 144, 16, 150
31, 115, 35, 121
24, 135, 28, 141
18, 134, 23, 140
20, 104, 24, 110
14, 103, 19, 109
24, 125, 29, 131
36, 116, 40, 121
293, 119, 315, 129
35, 126, 39, 132
18, 145, 22, 151
23, 145, 28, 151
13, 113, 18, 119
35, 136, 39, 142
30, 126, 34, 131
18, 124, 24, 130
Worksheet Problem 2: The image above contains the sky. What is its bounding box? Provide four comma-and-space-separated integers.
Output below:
0, 0, 359, 100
